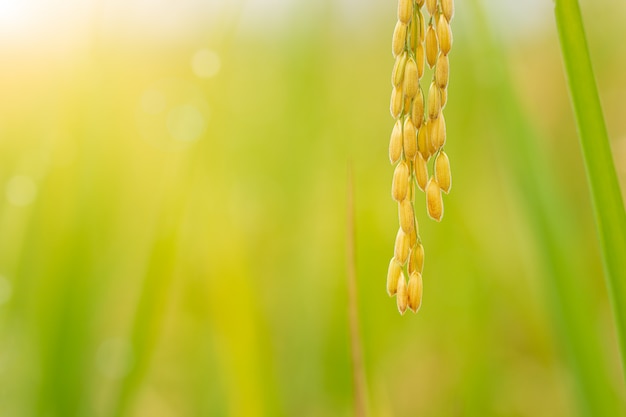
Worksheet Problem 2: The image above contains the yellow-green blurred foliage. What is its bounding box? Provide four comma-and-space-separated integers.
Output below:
0, 0, 625, 416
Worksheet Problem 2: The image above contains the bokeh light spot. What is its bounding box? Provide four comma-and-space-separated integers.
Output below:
191, 49, 221, 78
167, 104, 206, 143
6, 175, 37, 207
137, 79, 210, 151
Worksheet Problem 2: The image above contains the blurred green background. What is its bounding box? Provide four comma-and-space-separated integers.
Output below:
0, 0, 625, 416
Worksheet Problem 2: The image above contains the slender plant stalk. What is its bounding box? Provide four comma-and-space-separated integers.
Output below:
346, 165, 368, 417
555, 0, 626, 380
468, 1, 624, 415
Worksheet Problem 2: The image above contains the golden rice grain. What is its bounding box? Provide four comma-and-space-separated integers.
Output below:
394, 227, 410, 264
392, 160, 409, 201
437, 15, 452, 55
427, 81, 441, 120
390, 86, 403, 119
403, 58, 419, 99
386, 258, 402, 296
399, 199, 415, 233
426, 0, 437, 16
416, 42, 425, 79
426, 178, 443, 221
403, 117, 417, 159
442, 0, 454, 22
398, 0, 413, 24
431, 113, 446, 150
391, 51, 408, 87
418, 122, 430, 160
411, 87, 424, 128
437, 113, 447, 149
425, 24, 438, 68
410, 16, 418, 52
389, 119, 403, 164
396, 272, 408, 314
408, 243, 425, 274
407, 271, 423, 312
435, 54, 449, 89
435, 151, 452, 193
392, 21, 408, 57
428, 118, 439, 156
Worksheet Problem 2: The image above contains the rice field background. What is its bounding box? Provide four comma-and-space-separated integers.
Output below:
1, 0, 626, 416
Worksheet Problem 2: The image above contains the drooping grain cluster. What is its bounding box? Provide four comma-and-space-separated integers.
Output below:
386, 0, 454, 314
